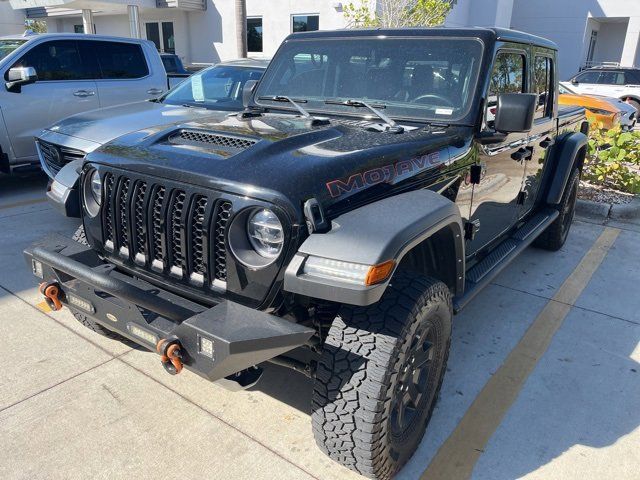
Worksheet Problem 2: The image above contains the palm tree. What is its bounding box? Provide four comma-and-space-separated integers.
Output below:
235, 0, 247, 58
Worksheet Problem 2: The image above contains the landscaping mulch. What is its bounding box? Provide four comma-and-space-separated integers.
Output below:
578, 180, 635, 205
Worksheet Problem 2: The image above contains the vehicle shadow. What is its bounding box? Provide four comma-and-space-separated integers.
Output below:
0, 172, 48, 201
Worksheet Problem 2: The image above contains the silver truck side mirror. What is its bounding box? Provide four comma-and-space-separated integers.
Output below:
6, 66, 37, 92
243, 79, 259, 108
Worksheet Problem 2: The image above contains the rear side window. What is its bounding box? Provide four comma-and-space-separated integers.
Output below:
598, 71, 625, 85
162, 56, 178, 73
92, 41, 149, 79
10, 40, 90, 81
533, 56, 553, 119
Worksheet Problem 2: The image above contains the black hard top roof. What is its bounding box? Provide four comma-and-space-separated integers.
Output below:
285, 27, 557, 50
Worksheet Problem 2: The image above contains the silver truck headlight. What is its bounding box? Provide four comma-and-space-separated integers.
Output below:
247, 209, 283, 259
83, 169, 101, 217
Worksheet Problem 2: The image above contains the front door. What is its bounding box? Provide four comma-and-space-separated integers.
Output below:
570, 70, 600, 95
466, 49, 529, 257
2, 40, 99, 161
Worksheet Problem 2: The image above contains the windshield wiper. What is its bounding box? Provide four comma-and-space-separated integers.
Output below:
258, 95, 329, 125
324, 99, 403, 133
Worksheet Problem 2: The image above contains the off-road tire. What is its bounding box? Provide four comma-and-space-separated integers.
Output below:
312, 272, 452, 479
72, 224, 88, 245
534, 168, 579, 251
70, 224, 130, 343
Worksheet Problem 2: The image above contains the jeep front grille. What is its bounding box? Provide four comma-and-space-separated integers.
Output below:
38, 141, 85, 176
101, 172, 232, 288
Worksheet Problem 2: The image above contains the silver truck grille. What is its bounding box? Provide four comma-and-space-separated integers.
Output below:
101, 172, 232, 288
38, 141, 85, 176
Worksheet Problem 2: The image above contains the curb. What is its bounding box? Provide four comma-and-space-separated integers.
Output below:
576, 197, 640, 225
576, 199, 611, 222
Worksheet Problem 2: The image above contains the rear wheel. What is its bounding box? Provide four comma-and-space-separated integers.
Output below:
312, 272, 452, 479
625, 98, 640, 114
534, 168, 579, 251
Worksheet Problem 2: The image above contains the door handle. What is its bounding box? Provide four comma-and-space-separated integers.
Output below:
539, 137, 555, 149
73, 90, 95, 97
147, 88, 164, 95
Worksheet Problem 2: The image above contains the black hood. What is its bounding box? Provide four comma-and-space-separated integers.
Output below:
88, 112, 469, 222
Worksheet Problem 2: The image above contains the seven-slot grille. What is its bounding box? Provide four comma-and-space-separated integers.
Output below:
38, 141, 85, 176
101, 172, 232, 289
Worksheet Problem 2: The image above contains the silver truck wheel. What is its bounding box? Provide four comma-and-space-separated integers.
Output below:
312, 272, 452, 479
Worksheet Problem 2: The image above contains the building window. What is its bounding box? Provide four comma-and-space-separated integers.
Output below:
292, 14, 319, 33
247, 17, 263, 53
74, 24, 96, 34
145, 22, 175, 54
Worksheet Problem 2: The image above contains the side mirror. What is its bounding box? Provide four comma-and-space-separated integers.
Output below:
494, 93, 537, 133
6, 66, 37, 92
571, 78, 579, 85
242, 79, 259, 108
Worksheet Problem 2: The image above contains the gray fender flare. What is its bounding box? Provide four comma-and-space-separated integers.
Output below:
46, 159, 83, 218
284, 189, 464, 306
545, 132, 587, 205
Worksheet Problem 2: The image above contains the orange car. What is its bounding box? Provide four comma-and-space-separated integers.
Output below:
559, 84, 622, 129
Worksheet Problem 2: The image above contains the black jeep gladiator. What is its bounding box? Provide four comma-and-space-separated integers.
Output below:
26, 28, 587, 479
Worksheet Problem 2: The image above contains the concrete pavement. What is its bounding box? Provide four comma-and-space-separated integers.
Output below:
1, 174, 638, 480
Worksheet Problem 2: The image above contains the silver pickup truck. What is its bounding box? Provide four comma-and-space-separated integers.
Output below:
40, 59, 268, 217
0, 33, 189, 175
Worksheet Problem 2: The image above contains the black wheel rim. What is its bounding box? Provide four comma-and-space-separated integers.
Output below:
560, 180, 578, 243
390, 322, 438, 437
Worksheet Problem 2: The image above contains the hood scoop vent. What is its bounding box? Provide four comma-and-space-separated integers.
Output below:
169, 129, 258, 152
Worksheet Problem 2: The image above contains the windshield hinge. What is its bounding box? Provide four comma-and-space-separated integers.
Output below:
304, 198, 330, 234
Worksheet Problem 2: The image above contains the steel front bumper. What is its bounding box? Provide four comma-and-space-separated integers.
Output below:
25, 233, 313, 386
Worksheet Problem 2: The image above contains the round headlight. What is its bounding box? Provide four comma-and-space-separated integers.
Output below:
247, 209, 284, 259
90, 170, 102, 206
83, 169, 101, 218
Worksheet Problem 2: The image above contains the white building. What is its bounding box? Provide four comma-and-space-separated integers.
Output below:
446, 0, 640, 79
4, 0, 639, 80
6, 0, 349, 65
0, 0, 29, 35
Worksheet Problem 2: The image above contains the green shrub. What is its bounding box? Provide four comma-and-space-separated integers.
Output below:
585, 123, 640, 194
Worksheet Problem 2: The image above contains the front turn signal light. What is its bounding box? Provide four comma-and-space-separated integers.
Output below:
364, 260, 396, 286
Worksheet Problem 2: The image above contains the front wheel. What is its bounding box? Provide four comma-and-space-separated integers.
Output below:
312, 273, 452, 479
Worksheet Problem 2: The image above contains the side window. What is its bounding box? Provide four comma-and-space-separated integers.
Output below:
533, 56, 553, 119
598, 71, 625, 85
486, 52, 525, 126
94, 41, 149, 79
574, 71, 600, 84
11, 40, 88, 81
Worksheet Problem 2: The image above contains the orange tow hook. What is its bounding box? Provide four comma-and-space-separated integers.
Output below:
39, 282, 63, 311
156, 337, 183, 375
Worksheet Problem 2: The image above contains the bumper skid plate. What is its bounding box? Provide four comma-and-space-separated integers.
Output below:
25, 233, 314, 385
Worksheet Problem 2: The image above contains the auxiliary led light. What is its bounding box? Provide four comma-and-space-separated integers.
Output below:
303, 257, 395, 286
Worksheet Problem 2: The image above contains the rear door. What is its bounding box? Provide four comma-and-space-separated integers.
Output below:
81, 40, 163, 107
521, 49, 556, 216
466, 48, 530, 256
2, 39, 99, 160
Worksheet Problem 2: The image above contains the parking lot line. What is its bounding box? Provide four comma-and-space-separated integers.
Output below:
420, 226, 621, 480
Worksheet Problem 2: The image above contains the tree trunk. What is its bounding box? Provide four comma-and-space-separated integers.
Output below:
235, 0, 247, 58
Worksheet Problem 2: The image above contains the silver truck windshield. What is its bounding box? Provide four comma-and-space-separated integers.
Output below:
163, 65, 264, 111
255, 37, 483, 123
0, 39, 27, 61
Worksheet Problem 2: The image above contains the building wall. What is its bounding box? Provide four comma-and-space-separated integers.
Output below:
0, 0, 26, 36
447, 0, 640, 80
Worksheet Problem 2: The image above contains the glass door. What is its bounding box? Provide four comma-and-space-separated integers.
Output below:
145, 22, 175, 54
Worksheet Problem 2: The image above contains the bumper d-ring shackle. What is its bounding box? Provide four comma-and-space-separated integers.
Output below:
156, 336, 184, 375
39, 281, 63, 311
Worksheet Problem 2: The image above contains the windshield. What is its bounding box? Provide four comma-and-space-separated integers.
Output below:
163, 65, 264, 110
255, 37, 483, 123
0, 39, 27, 61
